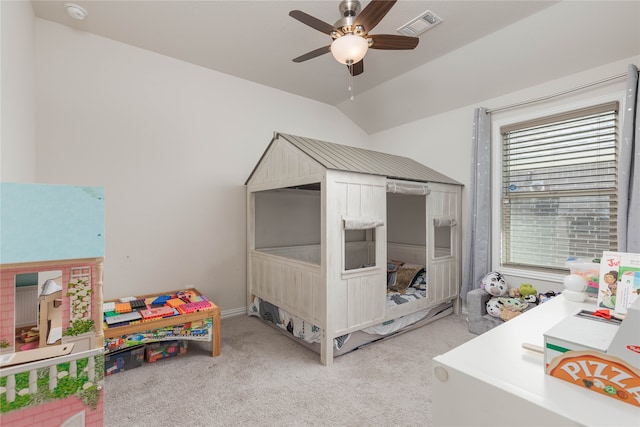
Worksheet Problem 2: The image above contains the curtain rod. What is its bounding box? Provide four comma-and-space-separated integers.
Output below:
486, 72, 628, 114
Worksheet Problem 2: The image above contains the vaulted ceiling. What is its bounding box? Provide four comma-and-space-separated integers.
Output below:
31, 1, 640, 133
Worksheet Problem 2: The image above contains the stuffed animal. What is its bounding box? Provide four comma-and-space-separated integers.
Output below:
481, 272, 509, 297
486, 297, 503, 318
498, 297, 528, 321
538, 291, 559, 304
499, 297, 528, 312
486, 296, 529, 322
500, 308, 521, 321
519, 283, 537, 298
508, 287, 521, 298
523, 294, 539, 305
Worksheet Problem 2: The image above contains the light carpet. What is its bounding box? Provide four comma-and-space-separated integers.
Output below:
104, 313, 475, 427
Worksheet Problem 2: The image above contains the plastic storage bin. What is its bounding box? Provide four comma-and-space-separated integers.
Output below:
104, 345, 145, 375
145, 340, 187, 363
566, 258, 600, 297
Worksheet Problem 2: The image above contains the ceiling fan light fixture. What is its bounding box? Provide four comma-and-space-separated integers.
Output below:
330, 34, 368, 65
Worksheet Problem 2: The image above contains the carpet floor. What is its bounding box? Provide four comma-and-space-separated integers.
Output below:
104, 312, 475, 427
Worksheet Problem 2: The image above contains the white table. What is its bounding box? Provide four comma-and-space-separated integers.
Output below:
432, 295, 639, 426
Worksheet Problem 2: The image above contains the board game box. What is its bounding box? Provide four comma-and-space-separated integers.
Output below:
598, 251, 640, 314
615, 252, 640, 314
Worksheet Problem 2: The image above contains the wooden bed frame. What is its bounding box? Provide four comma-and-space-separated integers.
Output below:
248, 240, 460, 363
246, 133, 462, 365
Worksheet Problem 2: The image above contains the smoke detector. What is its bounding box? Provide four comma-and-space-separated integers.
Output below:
65, 3, 88, 21
397, 10, 442, 36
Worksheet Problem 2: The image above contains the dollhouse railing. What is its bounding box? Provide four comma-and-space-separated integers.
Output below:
0, 348, 102, 404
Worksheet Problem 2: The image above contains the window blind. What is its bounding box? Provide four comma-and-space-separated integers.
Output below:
501, 102, 619, 270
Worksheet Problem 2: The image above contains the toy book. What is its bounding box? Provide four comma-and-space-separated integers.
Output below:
614, 252, 640, 314
598, 251, 623, 309
597, 251, 640, 313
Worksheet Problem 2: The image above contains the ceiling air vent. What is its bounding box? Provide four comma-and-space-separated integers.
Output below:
397, 10, 442, 36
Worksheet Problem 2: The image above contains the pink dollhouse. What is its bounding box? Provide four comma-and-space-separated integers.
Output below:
0, 183, 105, 426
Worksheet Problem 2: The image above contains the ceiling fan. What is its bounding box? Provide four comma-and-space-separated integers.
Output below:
290, 0, 419, 76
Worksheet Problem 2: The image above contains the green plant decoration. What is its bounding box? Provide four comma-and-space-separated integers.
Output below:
66, 278, 93, 322
1, 355, 103, 414
79, 386, 100, 410
0, 339, 9, 348
63, 319, 95, 337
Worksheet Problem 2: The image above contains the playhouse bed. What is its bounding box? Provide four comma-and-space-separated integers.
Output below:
246, 133, 462, 365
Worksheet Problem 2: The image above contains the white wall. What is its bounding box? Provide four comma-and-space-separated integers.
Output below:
6, 3, 639, 313
34, 18, 368, 311
1, 0, 37, 181
339, 1, 640, 134
370, 56, 640, 295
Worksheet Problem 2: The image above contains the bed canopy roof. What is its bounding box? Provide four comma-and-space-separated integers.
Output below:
246, 132, 462, 186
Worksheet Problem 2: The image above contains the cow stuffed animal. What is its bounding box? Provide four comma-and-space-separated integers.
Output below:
480, 271, 509, 297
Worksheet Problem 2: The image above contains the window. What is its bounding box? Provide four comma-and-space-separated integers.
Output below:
342, 217, 383, 271
501, 101, 618, 272
344, 228, 377, 270
433, 218, 455, 258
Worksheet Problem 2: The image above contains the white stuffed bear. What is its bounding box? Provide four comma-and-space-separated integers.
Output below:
481, 271, 509, 297
486, 297, 503, 318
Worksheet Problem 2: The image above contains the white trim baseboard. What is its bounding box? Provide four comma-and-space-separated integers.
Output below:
221, 306, 246, 319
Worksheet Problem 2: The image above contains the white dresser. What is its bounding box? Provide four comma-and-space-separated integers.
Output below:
432, 295, 639, 426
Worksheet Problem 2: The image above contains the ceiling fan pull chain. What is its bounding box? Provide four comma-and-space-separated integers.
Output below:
348, 67, 355, 101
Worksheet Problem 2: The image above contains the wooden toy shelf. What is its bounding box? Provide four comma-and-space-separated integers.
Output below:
103, 288, 220, 357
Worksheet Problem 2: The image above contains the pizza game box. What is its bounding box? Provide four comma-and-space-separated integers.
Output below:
544, 297, 640, 407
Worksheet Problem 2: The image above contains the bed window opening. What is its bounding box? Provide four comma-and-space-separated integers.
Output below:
433, 217, 456, 259
344, 228, 377, 270
434, 224, 452, 258
253, 185, 322, 264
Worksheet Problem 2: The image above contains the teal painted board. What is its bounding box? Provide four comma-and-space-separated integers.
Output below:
0, 182, 104, 264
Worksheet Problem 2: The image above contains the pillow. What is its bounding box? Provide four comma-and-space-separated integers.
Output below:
388, 263, 424, 292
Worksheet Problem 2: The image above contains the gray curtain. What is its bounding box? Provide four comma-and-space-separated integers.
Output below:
461, 107, 491, 300
618, 64, 640, 252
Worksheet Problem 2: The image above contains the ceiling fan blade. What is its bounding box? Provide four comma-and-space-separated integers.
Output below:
349, 60, 364, 76
353, 0, 397, 34
289, 10, 340, 35
292, 45, 331, 63
369, 34, 419, 50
